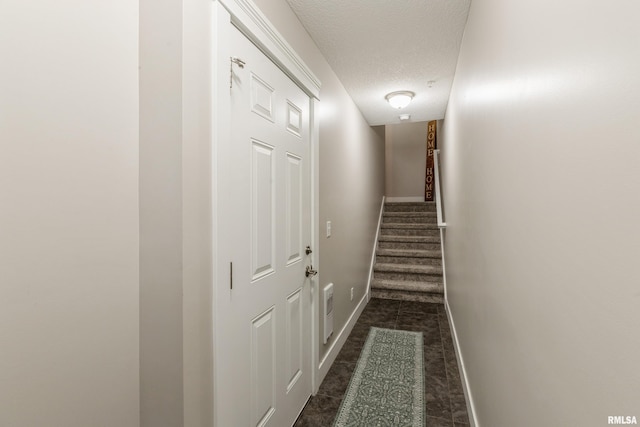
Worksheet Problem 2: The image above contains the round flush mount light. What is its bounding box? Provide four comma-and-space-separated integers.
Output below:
385, 91, 415, 109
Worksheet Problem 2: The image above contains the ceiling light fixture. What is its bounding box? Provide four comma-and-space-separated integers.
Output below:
385, 91, 415, 109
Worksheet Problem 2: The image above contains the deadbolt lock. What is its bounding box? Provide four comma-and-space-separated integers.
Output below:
305, 265, 318, 277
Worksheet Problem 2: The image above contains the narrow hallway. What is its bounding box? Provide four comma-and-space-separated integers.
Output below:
295, 298, 470, 426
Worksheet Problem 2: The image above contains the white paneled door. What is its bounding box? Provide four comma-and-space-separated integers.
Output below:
216, 24, 313, 427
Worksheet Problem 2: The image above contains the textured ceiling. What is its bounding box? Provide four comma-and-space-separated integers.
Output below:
286, 0, 471, 126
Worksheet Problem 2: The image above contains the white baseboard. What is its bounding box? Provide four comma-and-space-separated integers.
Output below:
440, 228, 447, 298
385, 196, 424, 202
366, 196, 385, 302
444, 299, 479, 427
316, 292, 368, 388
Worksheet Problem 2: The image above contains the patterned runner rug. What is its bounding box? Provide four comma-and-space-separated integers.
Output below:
333, 327, 425, 426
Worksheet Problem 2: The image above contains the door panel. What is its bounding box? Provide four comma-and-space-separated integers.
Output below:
285, 153, 302, 265
251, 140, 275, 280
251, 74, 275, 122
251, 307, 276, 427
285, 288, 303, 392
216, 23, 312, 427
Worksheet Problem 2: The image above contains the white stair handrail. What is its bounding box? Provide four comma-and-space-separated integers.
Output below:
434, 149, 446, 228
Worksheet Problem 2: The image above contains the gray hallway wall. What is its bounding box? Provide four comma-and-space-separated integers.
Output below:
385, 121, 428, 199
441, 0, 640, 425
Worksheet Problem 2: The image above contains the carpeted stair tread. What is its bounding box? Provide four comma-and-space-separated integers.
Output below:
378, 235, 439, 241
376, 248, 441, 258
371, 289, 444, 304
382, 213, 438, 224
378, 235, 441, 243
382, 211, 437, 218
380, 225, 440, 237
384, 202, 437, 213
371, 279, 443, 294
374, 263, 443, 275
381, 223, 439, 229
383, 212, 437, 222
385, 202, 436, 207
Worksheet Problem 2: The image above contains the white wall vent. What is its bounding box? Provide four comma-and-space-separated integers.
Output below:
323, 283, 334, 344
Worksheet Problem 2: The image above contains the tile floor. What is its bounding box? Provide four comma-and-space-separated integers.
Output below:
294, 298, 470, 426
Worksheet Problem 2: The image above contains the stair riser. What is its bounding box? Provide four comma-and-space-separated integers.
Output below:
374, 271, 443, 282
383, 215, 438, 224
380, 228, 440, 237
384, 205, 436, 213
379, 241, 441, 250
376, 255, 442, 266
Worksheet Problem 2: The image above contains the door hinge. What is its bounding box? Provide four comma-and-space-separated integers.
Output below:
230, 57, 245, 89
230, 262, 233, 290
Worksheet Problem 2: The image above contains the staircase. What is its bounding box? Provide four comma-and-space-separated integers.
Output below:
371, 202, 444, 303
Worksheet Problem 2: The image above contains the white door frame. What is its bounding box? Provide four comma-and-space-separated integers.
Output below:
211, 0, 322, 420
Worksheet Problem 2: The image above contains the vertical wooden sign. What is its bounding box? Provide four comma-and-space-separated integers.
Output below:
425, 120, 437, 201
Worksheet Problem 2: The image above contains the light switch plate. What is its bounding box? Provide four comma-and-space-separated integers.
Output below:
326, 221, 332, 238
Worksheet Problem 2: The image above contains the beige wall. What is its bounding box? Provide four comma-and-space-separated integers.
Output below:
139, 0, 184, 424
140, 0, 214, 425
253, 0, 386, 362
0, 1, 140, 425
441, 0, 640, 425
181, 0, 214, 425
1, 0, 214, 425
385, 122, 428, 198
